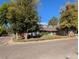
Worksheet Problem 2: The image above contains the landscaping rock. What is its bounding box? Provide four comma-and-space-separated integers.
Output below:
68, 31, 75, 37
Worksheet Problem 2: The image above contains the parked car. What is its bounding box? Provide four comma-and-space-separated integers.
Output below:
27, 32, 41, 39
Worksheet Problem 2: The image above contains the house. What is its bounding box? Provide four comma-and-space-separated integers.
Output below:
39, 24, 58, 35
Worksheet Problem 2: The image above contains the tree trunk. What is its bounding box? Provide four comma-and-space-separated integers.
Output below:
16, 33, 19, 40
24, 33, 28, 40
13, 32, 28, 41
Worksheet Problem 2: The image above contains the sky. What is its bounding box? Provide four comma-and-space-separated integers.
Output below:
0, 0, 76, 25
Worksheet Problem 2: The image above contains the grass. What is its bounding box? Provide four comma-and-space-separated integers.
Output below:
26, 35, 68, 42
40, 35, 67, 40
12, 34, 76, 42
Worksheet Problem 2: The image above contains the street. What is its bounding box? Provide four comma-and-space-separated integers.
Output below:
0, 39, 78, 59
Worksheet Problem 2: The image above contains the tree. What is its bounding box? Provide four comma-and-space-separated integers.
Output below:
0, 2, 9, 27
48, 17, 58, 27
0, 2, 9, 36
60, 2, 78, 31
6, 0, 40, 40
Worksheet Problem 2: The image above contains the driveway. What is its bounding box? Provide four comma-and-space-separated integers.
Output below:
0, 36, 11, 44
0, 39, 78, 59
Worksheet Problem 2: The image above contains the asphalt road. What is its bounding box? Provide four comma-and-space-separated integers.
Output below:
0, 39, 78, 59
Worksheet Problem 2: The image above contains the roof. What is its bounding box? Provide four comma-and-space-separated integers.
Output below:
39, 25, 58, 32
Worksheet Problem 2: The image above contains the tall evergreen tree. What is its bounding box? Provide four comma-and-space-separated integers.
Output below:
48, 17, 58, 27
60, 2, 78, 31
